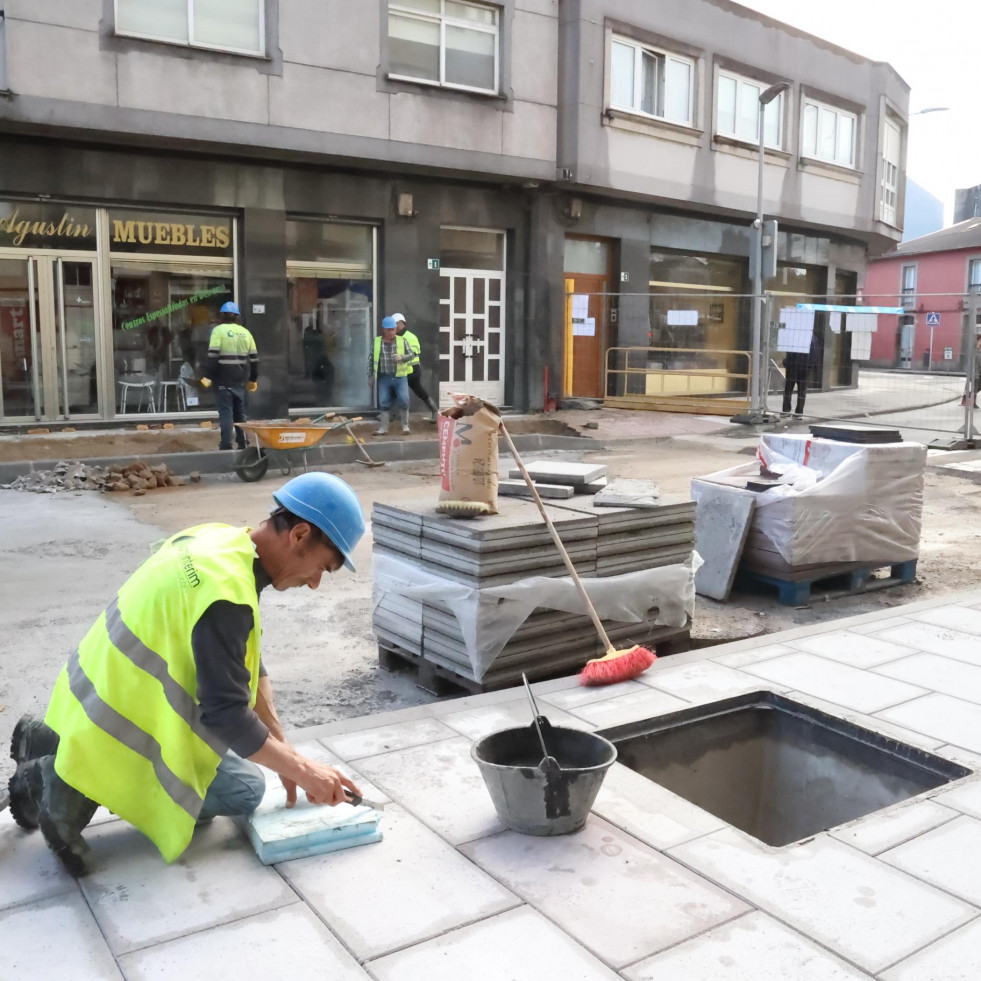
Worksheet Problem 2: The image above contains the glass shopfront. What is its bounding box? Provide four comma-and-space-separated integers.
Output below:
0, 200, 237, 423
286, 219, 376, 411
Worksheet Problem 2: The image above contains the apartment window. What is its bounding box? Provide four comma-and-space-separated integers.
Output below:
969, 259, 981, 293
388, 0, 499, 95
901, 264, 917, 309
609, 37, 693, 126
115, 0, 265, 56
716, 72, 783, 148
802, 99, 857, 168
880, 118, 902, 225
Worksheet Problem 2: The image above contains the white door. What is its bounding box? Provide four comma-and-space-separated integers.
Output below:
438, 268, 505, 405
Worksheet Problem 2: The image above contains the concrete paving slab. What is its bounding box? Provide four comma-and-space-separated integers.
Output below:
907, 604, 981, 636
439, 698, 596, 741
791, 629, 920, 668
830, 800, 958, 855
592, 478, 660, 509
354, 737, 504, 844
508, 461, 607, 486
461, 818, 749, 969
0, 892, 123, 981
319, 718, 459, 761
931, 774, 981, 818
712, 643, 796, 668
876, 653, 981, 706
0, 810, 78, 912
117, 905, 370, 980
564, 688, 690, 728
640, 661, 774, 703
848, 616, 914, 635
693, 484, 755, 601
622, 910, 873, 981
668, 827, 976, 974
880, 815, 981, 906
279, 805, 519, 961
591, 761, 726, 850
875, 621, 981, 667
367, 905, 621, 981
880, 917, 981, 981
499, 479, 575, 499
80, 819, 298, 955
540, 679, 648, 711
877, 693, 981, 753
742, 652, 928, 714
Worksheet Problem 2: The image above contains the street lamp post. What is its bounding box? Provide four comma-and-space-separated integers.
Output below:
745, 81, 790, 422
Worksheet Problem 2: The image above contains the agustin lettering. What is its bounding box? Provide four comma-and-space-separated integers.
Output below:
112, 220, 231, 250
0, 209, 92, 247
121, 286, 228, 331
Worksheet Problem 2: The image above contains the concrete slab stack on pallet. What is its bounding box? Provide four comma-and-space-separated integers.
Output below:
370, 491, 696, 689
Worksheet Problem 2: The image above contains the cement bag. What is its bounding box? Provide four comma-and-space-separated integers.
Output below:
437, 394, 501, 517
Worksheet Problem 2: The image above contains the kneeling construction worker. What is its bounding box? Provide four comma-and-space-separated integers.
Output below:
7, 472, 366, 876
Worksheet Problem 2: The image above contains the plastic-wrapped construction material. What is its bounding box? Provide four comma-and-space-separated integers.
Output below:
372, 551, 700, 681
691, 440, 926, 567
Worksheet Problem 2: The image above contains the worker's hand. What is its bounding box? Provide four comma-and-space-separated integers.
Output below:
296, 758, 362, 807
200, 377, 212, 389
246, 381, 258, 393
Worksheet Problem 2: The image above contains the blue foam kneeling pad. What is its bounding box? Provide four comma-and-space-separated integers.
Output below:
239, 781, 383, 865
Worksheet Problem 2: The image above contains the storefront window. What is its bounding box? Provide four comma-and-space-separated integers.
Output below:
439, 227, 504, 269
110, 261, 234, 413
286, 220, 375, 410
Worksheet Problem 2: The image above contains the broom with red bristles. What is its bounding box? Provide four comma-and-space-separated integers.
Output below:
499, 424, 656, 686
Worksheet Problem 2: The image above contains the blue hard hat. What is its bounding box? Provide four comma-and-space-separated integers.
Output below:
220, 301, 240, 315
272, 473, 366, 572
381, 316, 397, 330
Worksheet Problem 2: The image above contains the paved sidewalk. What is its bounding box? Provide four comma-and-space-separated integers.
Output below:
6, 589, 981, 979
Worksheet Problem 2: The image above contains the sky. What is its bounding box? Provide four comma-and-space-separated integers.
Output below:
736, 0, 975, 223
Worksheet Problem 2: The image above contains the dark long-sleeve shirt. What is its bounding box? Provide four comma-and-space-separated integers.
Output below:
192, 558, 271, 758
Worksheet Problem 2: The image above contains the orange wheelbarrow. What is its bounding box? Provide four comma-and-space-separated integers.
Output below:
234, 415, 382, 482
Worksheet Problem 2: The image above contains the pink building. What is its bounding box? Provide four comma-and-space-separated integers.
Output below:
865, 220, 981, 371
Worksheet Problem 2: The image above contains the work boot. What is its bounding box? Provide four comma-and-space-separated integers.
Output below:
10, 714, 60, 764
29, 756, 98, 878
401, 408, 411, 435
8, 763, 39, 831
373, 411, 390, 437
426, 397, 439, 422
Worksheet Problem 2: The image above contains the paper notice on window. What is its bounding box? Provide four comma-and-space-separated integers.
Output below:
846, 313, 878, 333
571, 294, 590, 320
666, 309, 699, 326
776, 307, 815, 353
830, 312, 842, 334
573, 317, 596, 337
850, 331, 873, 360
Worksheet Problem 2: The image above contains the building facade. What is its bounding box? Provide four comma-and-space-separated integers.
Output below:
0, 0, 907, 425
866, 220, 981, 371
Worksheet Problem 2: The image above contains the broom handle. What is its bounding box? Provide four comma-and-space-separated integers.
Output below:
500, 423, 615, 652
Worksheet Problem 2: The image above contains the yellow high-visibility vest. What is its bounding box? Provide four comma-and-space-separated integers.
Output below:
44, 524, 262, 862
372, 335, 415, 377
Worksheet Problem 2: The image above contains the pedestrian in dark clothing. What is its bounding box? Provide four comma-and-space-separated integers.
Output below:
199, 302, 259, 450
782, 333, 818, 416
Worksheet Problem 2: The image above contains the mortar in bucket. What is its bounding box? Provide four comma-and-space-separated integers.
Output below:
472, 717, 617, 836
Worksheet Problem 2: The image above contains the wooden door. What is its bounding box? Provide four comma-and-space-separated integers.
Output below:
568, 273, 607, 398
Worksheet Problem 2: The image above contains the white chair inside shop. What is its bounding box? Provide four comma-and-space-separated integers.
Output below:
158, 380, 185, 412
117, 377, 156, 414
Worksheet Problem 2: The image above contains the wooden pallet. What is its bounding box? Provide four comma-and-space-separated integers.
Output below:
735, 560, 917, 607
378, 624, 692, 697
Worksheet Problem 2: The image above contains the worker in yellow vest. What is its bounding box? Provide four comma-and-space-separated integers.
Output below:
368, 315, 417, 436
7, 473, 366, 877
392, 312, 439, 421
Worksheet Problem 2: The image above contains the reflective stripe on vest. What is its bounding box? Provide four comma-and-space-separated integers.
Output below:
44, 524, 262, 863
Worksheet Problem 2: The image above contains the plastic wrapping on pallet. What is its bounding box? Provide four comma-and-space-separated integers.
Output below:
692, 440, 926, 568
371, 552, 701, 681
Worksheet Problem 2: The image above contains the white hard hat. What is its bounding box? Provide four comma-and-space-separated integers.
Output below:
391, 312, 406, 322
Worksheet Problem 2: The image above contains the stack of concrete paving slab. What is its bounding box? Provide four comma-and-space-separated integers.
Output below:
370, 485, 696, 689
499, 461, 608, 500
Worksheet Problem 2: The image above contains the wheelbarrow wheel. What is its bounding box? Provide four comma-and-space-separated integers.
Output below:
235, 447, 269, 482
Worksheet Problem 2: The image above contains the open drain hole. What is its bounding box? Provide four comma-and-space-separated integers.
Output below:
599, 691, 971, 848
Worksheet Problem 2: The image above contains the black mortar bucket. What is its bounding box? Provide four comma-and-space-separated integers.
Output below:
472, 718, 617, 836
